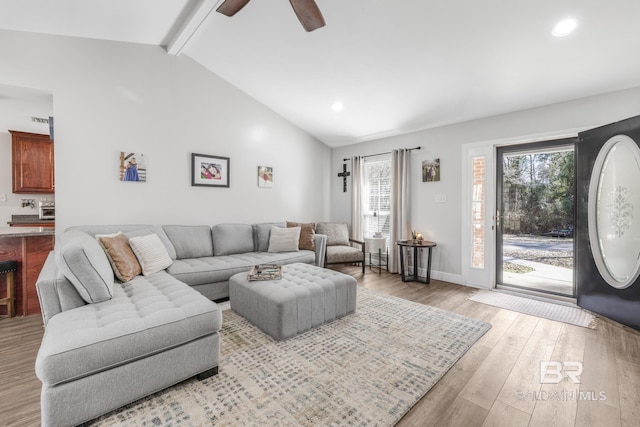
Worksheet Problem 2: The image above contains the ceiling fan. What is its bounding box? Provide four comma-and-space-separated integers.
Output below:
216, 0, 326, 32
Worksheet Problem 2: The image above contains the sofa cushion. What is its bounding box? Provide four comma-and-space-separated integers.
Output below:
162, 225, 214, 259
316, 222, 350, 246
97, 233, 142, 282
253, 222, 285, 252
56, 231, 114, 303
212, 223, 254, 256
125, 226, 177, 260
286, 221, 316, 251
35, 272, 222, 386
166, 251, 316, 286
129, 233, 174, 275
326, 245, 364, 263
268, 226, 301, 252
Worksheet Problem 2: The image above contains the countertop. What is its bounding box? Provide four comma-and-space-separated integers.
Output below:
7, 214, 55, 227
0, 226, 55, 237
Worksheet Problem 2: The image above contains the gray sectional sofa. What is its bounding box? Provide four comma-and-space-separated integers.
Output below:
35, 222, 327, 426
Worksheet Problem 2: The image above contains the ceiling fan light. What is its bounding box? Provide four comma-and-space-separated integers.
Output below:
553, 18, 577, 37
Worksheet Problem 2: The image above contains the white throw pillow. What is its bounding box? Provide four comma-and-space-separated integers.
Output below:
268, 226, 301, 253
129, 233, 173, 275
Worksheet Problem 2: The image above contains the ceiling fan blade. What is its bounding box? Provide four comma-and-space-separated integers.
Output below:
216, 0, 251, 17
289, 0, 326, 32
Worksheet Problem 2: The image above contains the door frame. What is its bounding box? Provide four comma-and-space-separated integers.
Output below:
461, 128, 585, 291
495, 137, 578, 299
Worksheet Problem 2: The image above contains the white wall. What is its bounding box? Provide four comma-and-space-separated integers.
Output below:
0, 30, 331, 233
331, 86, 640, 283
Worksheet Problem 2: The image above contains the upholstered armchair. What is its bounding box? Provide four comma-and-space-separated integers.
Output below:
315, 222, 365, 273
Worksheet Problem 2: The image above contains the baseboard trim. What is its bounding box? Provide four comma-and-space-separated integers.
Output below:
415, 267, 462, 285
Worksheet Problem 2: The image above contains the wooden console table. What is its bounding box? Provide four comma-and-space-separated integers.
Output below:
396, 240, 436, 284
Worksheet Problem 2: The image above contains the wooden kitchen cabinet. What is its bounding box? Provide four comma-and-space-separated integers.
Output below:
10, 130, 55, 193
0, 232, 54, 316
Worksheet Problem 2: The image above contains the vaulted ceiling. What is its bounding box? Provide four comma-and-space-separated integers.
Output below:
1, 0, 640, 147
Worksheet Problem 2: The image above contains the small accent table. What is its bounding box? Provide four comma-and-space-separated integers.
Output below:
396, 240, 437, 284
364, 237, 388, 275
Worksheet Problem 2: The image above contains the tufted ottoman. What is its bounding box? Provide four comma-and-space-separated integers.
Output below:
229, 263, 357, 340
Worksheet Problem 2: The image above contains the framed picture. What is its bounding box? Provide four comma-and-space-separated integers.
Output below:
258, 166, 273, 188
422, 158, 441, 182
191, 153, 230, 187
120, 152, 146, 182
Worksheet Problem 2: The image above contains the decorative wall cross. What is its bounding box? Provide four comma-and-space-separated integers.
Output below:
338, 163, 350, 192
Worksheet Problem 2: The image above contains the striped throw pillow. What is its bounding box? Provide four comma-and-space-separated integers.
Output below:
129, 233, 173, 276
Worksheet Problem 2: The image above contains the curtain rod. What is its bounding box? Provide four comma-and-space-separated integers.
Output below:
343, 146, 421, 162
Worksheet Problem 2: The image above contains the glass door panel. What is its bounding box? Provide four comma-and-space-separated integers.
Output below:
496, 139, 577, 298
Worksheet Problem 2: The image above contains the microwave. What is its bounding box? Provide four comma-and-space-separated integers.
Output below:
39, 201, 55, 220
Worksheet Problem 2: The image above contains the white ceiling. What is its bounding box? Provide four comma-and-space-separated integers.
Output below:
1, 0, 640, 147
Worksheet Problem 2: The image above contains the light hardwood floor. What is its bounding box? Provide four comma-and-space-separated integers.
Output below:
1, 266, 639, 427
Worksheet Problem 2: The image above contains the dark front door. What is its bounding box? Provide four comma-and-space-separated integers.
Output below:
577, 114, 640, 330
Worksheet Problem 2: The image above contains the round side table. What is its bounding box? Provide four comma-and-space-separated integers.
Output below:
364, 237, 388, 275
396, 240, 436, 283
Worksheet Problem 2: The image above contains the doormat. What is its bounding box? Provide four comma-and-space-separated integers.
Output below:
90, 289, 490, 426
469, 290, 596, 328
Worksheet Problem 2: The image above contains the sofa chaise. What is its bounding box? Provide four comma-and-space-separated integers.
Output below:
35, 222, 327, 426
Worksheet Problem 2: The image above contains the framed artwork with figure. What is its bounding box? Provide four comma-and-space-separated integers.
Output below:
120, 152, 146, 182
258, 166, 273, 188
422, 158, 441, 182
192, 153, 230, 187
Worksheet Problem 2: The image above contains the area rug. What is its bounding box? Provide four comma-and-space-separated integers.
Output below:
91, 288, 490, 426
469, 290, 596, 328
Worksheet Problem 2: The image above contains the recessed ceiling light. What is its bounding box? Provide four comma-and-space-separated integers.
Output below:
332, 101, 344, 112
553, 18, 577, 37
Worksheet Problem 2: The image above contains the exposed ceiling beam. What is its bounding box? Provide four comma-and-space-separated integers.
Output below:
166, 0, 220, 56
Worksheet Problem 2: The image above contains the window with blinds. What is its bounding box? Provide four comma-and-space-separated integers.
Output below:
362, 157, 391, 247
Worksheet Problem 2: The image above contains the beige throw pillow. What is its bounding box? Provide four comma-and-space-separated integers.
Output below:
129, 233, 173, 276
268, 226, 301, 252
97, 233, 142, 282
286, 221, 316, 251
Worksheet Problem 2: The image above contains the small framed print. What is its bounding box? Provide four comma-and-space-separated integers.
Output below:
191, 153, 230, 187
422, 158, 441, 182
258, 166, 273, 188
120, 152, 146, 182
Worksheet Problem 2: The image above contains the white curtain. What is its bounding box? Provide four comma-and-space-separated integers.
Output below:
390, 149, 411, 273
350, 156, 364, 241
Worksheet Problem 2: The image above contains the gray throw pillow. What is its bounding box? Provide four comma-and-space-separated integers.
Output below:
55, 232, 114, 303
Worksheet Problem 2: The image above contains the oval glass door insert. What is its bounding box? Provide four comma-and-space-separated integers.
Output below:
588, 134, 640, 289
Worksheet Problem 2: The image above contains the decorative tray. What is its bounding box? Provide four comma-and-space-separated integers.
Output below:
248, 264, 282, 281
